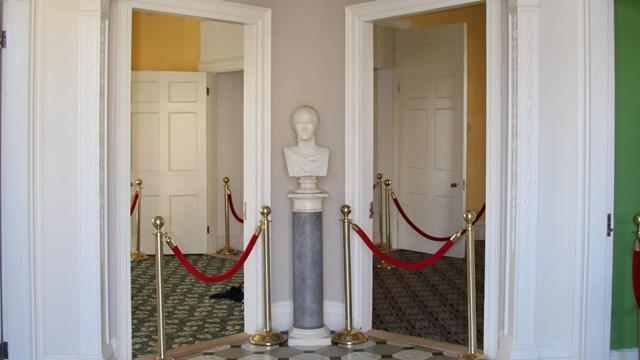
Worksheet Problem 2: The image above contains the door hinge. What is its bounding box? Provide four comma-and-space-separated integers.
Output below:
206, 87, 210, 96
1, 341, 8, 359
207, 225, 210, 234
607, 213, 613, 237
1, 31, 6, 49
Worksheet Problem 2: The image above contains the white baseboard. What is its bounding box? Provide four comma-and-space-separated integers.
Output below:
102, 340, 117, 360
271, 300, 345, 332
611, 348, 639, 360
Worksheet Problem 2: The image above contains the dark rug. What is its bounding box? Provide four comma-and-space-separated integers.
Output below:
131, 254, 245, 358
372, 242, 484, 348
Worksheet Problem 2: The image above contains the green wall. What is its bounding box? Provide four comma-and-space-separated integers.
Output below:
612, 0, 640, 350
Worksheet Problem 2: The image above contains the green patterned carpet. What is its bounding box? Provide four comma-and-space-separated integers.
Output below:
131, 254, 245, 358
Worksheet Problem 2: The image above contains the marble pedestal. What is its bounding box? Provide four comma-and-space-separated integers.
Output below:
288, 177, 331, 346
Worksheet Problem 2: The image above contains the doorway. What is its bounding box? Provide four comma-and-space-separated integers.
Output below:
345, 0, 501, 357
111, 1, 271, 358
371, 4, 484, 347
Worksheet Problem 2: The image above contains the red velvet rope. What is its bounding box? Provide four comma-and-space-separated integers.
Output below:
633, 248, 640, 308
392, 196, 486, 241
130, 192, 139, 217
227, 192, 244, 224
354, 225, 455, 270
170, 232, 259, 283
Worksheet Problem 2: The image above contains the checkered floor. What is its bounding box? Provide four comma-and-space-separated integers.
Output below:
185, 336, 458, 360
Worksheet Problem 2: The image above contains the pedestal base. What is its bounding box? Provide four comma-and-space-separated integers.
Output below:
288, 326, 332, 346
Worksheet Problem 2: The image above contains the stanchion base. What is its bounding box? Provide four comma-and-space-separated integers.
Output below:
155, 356, 175, 360
457, 353, 487, 360
249, 330, 287, 346
377, 261, 394, 269
331, 329, 368, 345
131, 251, 148, 261
216, 245, 238, 256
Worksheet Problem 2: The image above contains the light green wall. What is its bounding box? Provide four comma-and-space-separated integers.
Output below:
611, 0, 640, 350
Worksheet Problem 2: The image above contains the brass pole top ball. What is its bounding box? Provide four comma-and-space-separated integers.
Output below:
377, 173, 383, 181
634, 213, 640, 227
341, 204, 352, 216
152, 216, 165, 230
223, 177, 229, 184
260, 205, 271, 217
463, 211, 476, 225
135, 179, 143, 186
384, 179, 392, 188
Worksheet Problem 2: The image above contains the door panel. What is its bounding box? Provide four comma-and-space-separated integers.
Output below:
131, 71, 208, 254
397, 24, 466, 257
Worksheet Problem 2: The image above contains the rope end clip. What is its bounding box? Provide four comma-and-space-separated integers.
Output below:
163, 232, 177, 249
450, 229, 464, 243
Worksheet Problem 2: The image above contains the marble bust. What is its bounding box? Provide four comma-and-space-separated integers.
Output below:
284, 105, 330, 178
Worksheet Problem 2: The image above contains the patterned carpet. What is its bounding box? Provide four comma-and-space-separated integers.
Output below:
372, 243, 484, 349
131, 254, 245, 358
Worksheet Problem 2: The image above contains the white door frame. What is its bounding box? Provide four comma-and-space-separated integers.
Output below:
345, 0, 614, 359
111, 1, 270, 358
345, 1, 501, 354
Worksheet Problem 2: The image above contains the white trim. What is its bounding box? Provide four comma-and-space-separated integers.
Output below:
198, 56, 243, 73
345, 1, 503, 357
499, 1, 540, 358
577, 0, 615, 358
611, 349, 639, 360
111, 1, 270, 358
77, 0, 109, 356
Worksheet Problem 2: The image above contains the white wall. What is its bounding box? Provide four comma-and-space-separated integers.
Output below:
215, 71, 244, 250
1, 0, 614, 358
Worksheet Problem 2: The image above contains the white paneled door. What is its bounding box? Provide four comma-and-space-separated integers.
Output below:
131, 71, 208, 254
397, 24, 466, 258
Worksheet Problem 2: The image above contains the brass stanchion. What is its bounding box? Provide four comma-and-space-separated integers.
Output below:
377, 179, 394, 269
458, 211, 486, 360
250, 206, 287, 346
131, 179, 148, 260
634, 213, 640, 360
332, 205, 368, 345
374, 173, 386, 251
152, 216, 174, 360
217, 177, 239, 255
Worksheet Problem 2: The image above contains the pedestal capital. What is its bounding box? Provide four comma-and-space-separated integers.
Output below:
288, 192, 329, 212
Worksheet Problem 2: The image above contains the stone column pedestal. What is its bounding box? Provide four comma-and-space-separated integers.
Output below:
287, 178, 331, 346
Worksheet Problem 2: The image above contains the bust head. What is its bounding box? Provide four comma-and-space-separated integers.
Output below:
291, 105, 319, 142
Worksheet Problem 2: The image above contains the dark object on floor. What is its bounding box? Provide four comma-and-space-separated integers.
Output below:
210, 283, 244, 302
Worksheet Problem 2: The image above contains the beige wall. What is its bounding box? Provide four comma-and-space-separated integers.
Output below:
225, 0, 369, 304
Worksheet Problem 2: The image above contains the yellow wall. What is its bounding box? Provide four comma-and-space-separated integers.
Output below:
409, 4, 486, 213
131, 11, 202, 71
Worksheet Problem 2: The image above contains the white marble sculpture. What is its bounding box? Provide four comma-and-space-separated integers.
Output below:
284, 105, 330, 178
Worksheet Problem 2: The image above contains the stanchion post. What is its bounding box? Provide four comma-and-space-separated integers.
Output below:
152, 216, 175, 360
378, 179, 394, 269
217, 177, 239, 255
634, 213, 640, 360
375, 173, 386, 251
332, 205, 368, 345
131, 179, 147, 260
458, 210, 486, 360
250, 206, 287, 346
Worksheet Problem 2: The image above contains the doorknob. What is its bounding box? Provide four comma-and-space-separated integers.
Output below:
450, 183, 459, 188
